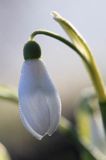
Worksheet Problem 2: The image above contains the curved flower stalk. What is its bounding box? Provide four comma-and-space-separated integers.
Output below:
52, 12, 92, 62
18, 41, 61, 140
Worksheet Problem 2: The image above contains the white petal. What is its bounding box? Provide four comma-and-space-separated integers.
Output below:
46, 93, 61, 136
18, 59, 61, 139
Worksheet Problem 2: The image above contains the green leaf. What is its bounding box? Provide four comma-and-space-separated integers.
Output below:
52, 11, 93, 63
0, 143, 11, 160
59, 117, 105, 160
0, 85, 18, 103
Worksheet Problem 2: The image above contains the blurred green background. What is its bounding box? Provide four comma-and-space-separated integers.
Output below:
0, 0, 106, 159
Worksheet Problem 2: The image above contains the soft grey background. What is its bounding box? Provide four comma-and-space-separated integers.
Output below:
0, 0, 106, 112
0, 0, 106, 159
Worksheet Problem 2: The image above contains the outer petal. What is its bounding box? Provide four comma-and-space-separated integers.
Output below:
46, 93, 61, 136
18, 59, 61, 139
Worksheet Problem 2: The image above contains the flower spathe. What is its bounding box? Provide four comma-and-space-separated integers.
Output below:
18, 59, 61, 140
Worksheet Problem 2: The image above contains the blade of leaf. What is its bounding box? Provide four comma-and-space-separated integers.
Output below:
59, 117, 105, 160
0, 85, 18, 103
52, 11, 93, 62
0, 143, 11, 160
77, 110, 91, 143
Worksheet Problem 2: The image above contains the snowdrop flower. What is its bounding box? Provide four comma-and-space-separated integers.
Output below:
18, 41, 61, 140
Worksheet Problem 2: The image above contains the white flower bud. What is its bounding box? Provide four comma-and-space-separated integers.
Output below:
18, 59, 61, 140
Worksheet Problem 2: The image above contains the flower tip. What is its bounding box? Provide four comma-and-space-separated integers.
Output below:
51, 11, 61, 20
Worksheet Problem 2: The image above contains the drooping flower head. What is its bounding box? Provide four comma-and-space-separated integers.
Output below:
18, 40, 61, 140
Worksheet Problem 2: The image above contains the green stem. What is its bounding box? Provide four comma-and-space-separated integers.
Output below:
30, 30, 89, 65
30, 30, 106, 102
52, 11, 106, 103
59, 117, 105, 160
99, 102, 106, 133
88, 58, 106, 103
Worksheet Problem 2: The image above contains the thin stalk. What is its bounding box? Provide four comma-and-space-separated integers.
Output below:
30, 30, 89, 65
30, 30, 106, 102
